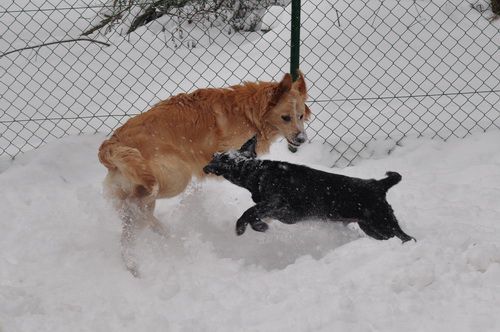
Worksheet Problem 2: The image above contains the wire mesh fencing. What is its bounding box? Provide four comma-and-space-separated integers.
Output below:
1, 0, 499, 166
300, 0, 499, 165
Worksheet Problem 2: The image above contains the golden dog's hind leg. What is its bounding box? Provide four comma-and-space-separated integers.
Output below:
118, 196, 165, 277
119, 200, 145, 278
104, 175, 162, 277
108, 155, 192, 277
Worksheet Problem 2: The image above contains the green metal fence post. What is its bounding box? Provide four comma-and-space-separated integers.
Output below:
290, 0, 301, 81
289, 0, 301, 152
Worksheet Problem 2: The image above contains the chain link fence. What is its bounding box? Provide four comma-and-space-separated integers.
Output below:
1, 0, 499, 166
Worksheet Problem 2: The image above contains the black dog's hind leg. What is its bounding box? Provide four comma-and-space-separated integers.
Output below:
358, 222, 387, 240
376, 213, 415, 242
360, 214, 415, 243
385, 216, 415, 242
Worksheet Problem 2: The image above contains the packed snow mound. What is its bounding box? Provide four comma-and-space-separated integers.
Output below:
1, 131, 500, 331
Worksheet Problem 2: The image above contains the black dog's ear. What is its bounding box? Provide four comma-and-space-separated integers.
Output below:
239, 135, 257, 158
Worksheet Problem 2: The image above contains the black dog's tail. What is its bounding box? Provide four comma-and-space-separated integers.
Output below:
377, 171, 402, 192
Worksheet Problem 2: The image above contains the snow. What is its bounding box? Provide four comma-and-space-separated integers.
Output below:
1, 130, 500, 331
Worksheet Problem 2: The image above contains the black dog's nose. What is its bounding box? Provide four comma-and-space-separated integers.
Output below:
203, 165, 212, 174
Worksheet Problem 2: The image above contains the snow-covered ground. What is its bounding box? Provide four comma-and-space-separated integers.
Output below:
1, 130, 500, 331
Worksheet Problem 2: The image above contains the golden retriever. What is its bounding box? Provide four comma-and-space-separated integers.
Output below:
98, 71, 310, 276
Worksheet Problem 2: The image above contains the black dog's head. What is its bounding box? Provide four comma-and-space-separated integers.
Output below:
203, 136, 257, 176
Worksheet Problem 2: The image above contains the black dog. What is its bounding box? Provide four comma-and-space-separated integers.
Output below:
203, 136, 414, 242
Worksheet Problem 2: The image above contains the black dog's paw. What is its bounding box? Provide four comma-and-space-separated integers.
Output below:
236, 222, 247, 236
402, 236, 417, 243
251, 221, 268, 233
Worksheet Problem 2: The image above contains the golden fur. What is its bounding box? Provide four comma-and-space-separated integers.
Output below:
98, 72, 310, 276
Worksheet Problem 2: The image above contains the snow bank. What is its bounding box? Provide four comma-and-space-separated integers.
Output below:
1, 131, 500, 331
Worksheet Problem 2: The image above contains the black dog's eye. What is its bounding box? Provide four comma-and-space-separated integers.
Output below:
281, 115, 291, 122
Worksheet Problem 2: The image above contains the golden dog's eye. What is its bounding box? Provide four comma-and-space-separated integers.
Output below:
299, 114, 304, 120
281, 115, 291, 122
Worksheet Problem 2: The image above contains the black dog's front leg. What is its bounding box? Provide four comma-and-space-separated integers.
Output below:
236, 199, 287, 235
235, 198, 299, 235
236, 204, 269, 235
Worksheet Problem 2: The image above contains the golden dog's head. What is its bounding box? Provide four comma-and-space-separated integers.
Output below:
266, 71, 311, 151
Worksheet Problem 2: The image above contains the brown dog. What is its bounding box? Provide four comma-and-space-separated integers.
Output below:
98, 72, 310, 276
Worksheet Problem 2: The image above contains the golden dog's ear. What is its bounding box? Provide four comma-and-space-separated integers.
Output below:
269, 73, 292, 108
304, 104, 312, 121
293, 70, 307, 98
277, 73, 292, 95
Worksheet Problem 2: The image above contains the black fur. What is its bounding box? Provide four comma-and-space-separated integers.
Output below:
203, 136, 414, 242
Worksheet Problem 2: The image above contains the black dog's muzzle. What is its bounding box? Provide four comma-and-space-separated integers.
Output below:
203, 164, 216, 175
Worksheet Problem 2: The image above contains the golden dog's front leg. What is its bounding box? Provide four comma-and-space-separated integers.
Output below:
144, 200, 168, 238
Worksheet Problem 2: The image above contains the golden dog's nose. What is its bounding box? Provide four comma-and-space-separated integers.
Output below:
295, 132, 307, 144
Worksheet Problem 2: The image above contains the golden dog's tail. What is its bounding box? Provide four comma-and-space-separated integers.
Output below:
98, 138, 158, 197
